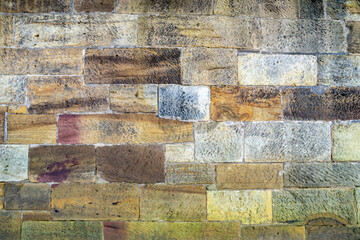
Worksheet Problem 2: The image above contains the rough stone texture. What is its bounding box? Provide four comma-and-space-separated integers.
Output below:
216, 164, 283, 190
333, 123, 360, 161
318, 55, 360, 86
0, 211, 21, 240
29, 145, 96, 183
8, 106, 26, 114
347, 21, 360, 54
58, 114, 193, 144
7, 114, 57, 144
166, 164, 215, 184
0, 15, 14, 46
138, 15, 259, 49
27, 76, 108, 114
0, 76, 26, 105
306, 226, 360, 240
261, 19, 347, 53
0, 145, 28, 181
211, 87, 282, 121
96, 144, 165, 183
354, 188, 360, 224
140, 185, 206, 221
237, 53, 317, 86
299, 0, 324, 19
51, 183, 139, 220
21, 221, 103, 240
207, 190, 272, 224
194, 122, 243, 162
15, 14, 137, 47
0, 106, 6, 143
241, 226, 306, 240
85, 48, 181, 84
182, 48, 237, 86
75, 0, 114, 12
0, 183, 3, 209
0, 0, 71, 12
273, 188, 357, 225
245, 122, 331, 162
282, 87, 360, 120
159, 85, 210, 121
110, 85, 157, 113
22, 212, 52, 221
4, 183, 50, 210
326, 0, 360, 21
165, 143, 195, 163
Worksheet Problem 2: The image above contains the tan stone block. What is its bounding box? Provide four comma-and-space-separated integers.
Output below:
8, 106, 27, 114
347, 21, 360, 54
22, 212, 51, 221
241, 225, 306, 240
0, 0, 71, 12
75, 0, 114, 12
0, 183, 3, 209
0, 212, 21, 239
0, 15, 14, 46
0, 106, 6, 143
165, 143, 195, 163
166, 164, 215, 184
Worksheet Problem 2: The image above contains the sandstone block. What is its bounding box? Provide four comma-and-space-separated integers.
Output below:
347, 21, 360, 54
0, 0, 70, 12
0, 106, 6, 143
22, 212, 51, 221
0, 145, 28, 181
306, 226, 360, 240
75, 0, 114, 12
333, 123, 360, 161
0, 212, 21, 240
326, 0, 359, 20
165, 143, 195, 163
241, 226, 306, 240
0, 183, 3, 209
166, 164, 215, 184
299, 0, 324, 19
0, 15, 14, 46
0, 76, 26, 105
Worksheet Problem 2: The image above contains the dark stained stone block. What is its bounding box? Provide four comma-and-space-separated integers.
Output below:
306, 226, 360, 240
347, 21, 360, 54
75, 0, 114, 12
0, 0, 70, 13
299, 0, 324, 19
241, 225, 305, 240
0, 211, 21, 240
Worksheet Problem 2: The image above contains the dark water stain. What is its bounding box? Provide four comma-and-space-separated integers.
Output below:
37, 154, 79, 182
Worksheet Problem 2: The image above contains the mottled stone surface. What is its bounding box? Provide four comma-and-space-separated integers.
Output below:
8, 106, 27, 114
273, 188, 356, 225
237, 53, 317, 86
110, 85, 157, 113
16, 14, 137, 47
75, 0, 114, 12
140, 185, 206, 221
333, 123, 360, 161
306, 226, 360, 240
0, 0, 70, 12
211, 87, 282, 121
299, 0, 324, 19
0, 211, 21, 240
22, 212, 52, 221
182, 48, 237, 85
194, 122, 243, 162
207, 190, 272, 223
217, 164, 283, 190
29, 145, 96, 183
4, 183, 50, 210
0, 106, 6, 143
326, 0, 359, 20
0, 183, 3, 209
21, 221, 103, 240
241, 226, 306, 240
347, 21, 360, 53
261, 19, 347, 53
166, 164, 215, 184
165, 143, 194, 163
159, 85, 210, 121
138, 15, 259, 48
0, 76, 26, 105
0, 15, 14, 46
0, 145, 28, 181
51, 183, 139, 220
97, 145, 165, 183
85, 48, 181, 84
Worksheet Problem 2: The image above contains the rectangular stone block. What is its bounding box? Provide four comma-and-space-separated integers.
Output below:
166, 164, 214, 184
0, 212, 21, 240
273, 188, 356, 225
75, 0, 114, 12
241, 226, 306, 240
238, 53, 317, 86
0, 106, 6, 143
58, 114, 193, 144
0, 0, 71, 12
333, 123, 360, 161
110, 85, 157, 113
217, 164, 283, 190
165, 143, 195, 163
51, 183, 139, 220
0, 183, 3, 209
300, 0, 324, 19
326, 0, 359, 20
159, 85, 210, 121
347, 21, 360, 54
138, 15, 259, 49
16, 14, 137, 47
207, 190, 272, 224
7, 114, 57, 144
182, 48, 237, 85
96, 144, 165, 183
0, 15, 14, 46
22, 212, 51, 221
140, 185, 206, 221
211, 87, 282, 121
8, 105, 27, 114
245, 122, 331, 162
0, 76, 26, 105
21, 221, 103, 240
261, 19, 347, 53
4, 183, 50, 210
29, 145, 96, 183
306, 226, 360, 240
0, 145, 28, 181
85, 48, 181, 84
0, 48, 83, 75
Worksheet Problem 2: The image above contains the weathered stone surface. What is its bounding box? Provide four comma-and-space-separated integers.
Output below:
306, 226, 360, 240
241, 226, 306, 240
237, 53, 317, 86
22, 212, 51, 221
0, 0, 70, 12
182, 48, 237, 85
0, 48, 83, 75
166, 164, 214, 184
7, 114, 57, 144
58, 114, 193, 144
51, 183, 139, 220
207, 190, 272, 223
0, 15, 14, 46
138, 16, 259, 49
326, 0, 359, 20
0, 76, 26, 105
85, 48, 181, 84
16, 14, 137, 47
159, 85, 210, 121
96, 144, 165, 183
217, 164, 283, 190
0, 106, 6, 143
0, 183, 3, 209
333, 123, 360, 161
140, 185, 206, 221
211, 87, 282, 121
21, 221, 103, 240
282, 87, 360, 120
29, 145, 96, 183
165, 143, 195, 163
28, 76, 108, 114
75, 0, 114, 12
110, 85, 157, 113
347, 21, 360, 53
354, 188, 360, 223
318, 55, 360, 86
261, 19, 347, 53
0, 211, 21, 240
104, 221, 240, 240
4, 183, 50, 210
245, 122, 331, 162
0, 145, 28, 181
273, 188, 356, 225
299, 0, 324, 19
8, 106, 27, 114
195, 122, 243, 162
